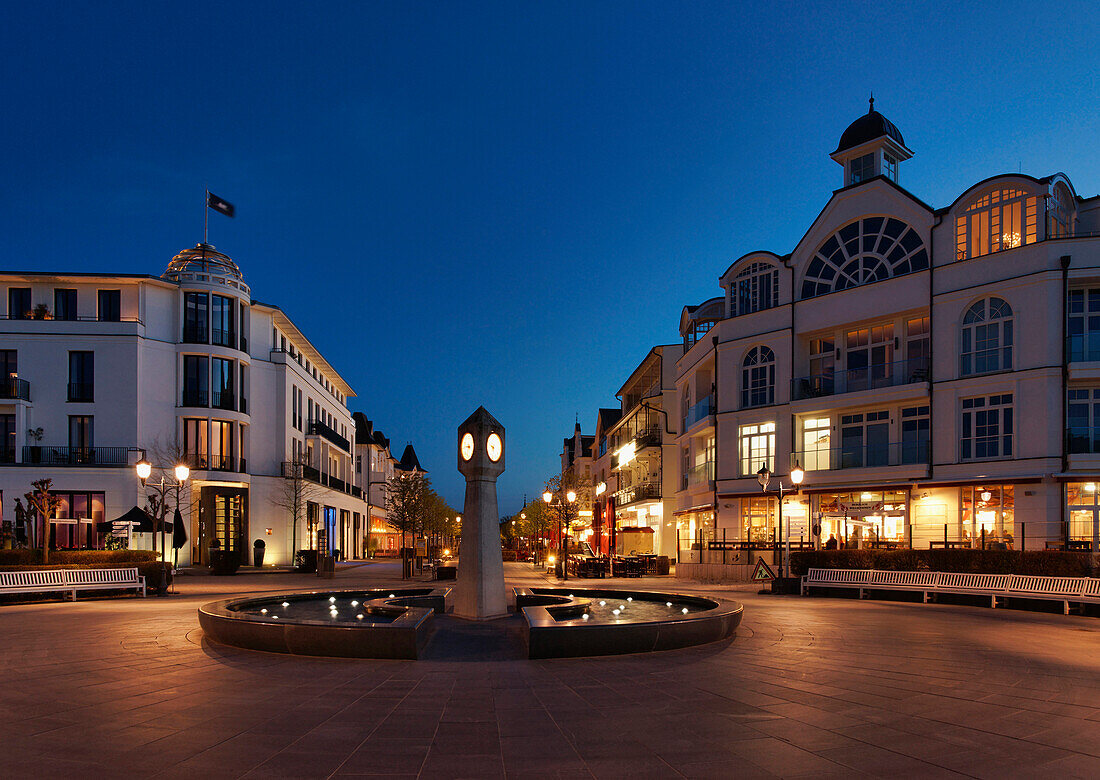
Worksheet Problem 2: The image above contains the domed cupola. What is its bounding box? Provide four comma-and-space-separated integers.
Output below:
830, 96, 913, 187
163, 243, 244, 283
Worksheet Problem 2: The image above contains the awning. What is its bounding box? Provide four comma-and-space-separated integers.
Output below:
95, 506, 170, 534
673, 503, 714, 516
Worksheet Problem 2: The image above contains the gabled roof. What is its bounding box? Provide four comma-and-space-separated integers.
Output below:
597, 408, 622, 431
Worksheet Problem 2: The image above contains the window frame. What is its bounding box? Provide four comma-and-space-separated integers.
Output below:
960, 297, 1014, 376
960, 394, 1014, 461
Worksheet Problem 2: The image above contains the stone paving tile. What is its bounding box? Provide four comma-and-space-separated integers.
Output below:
3, 563, 1100, 779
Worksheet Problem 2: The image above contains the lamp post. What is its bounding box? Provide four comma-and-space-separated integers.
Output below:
543, 489, 576, 580
756, 460, 804, 580
136, 457, 190, 595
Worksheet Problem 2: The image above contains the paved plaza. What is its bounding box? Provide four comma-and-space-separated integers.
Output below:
2, 562, 1099, 779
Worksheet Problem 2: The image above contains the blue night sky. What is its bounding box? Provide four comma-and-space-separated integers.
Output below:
3, 2, 1098, 511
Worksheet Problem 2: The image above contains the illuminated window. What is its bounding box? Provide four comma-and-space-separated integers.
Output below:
741, 496, 775, 543
732, 262, 779, 317
738, 422, 775, 477
961, 298, 1013, 376
801, 417, 831, 471
741, 346, 775, 408
954, 188, 1038, 260
1067, 483, 1100, 541
801, 217, 928, 299
961, 394, 1013, 460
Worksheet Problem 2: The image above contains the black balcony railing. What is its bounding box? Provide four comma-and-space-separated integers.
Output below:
182, 325, 208, 344
307, 420, 350, 451
329, 475, 346, 492
0, 377, 30, 401
184, 453, 239, 472
22, 446, 129, 467
207, 454, 237, 472
181, 388, 208, 407
613, 482, 661, 505
212, 390, 236, 411
790, 357, 930, 401
788, 440, 928, 472
211, 328, 236, 349
67, 382, 94, 402
281, 461, 362, 498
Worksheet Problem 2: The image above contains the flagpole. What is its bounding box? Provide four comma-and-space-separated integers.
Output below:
204, 188, 209, 246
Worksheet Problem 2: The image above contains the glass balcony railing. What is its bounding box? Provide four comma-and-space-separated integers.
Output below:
791, 357, 929, 401
683, 396, 714, 429
1066, 336, 1100, 363
612, 482, 661, 505
685, 460, 715, 487
1067, 427, 1100, 454
790, 440, 928, 471
307, 420, 351, 452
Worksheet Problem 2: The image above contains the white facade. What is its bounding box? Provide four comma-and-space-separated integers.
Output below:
0, 244, 400, 566
671, 106, 1100, 554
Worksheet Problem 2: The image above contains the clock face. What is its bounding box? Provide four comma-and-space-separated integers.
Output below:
460, 433, 474, 461
486, 432, 502, 462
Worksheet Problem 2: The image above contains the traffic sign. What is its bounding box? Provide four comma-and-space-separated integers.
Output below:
752, 557, 776, 581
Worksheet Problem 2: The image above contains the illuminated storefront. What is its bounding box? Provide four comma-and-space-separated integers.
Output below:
1066, 482, 1100, 545
812, 490, 909, 547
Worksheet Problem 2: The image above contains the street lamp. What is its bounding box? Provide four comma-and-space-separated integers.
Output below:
136, 457, 190, 595
756, 460, 804, 579
543, 489, 577, 580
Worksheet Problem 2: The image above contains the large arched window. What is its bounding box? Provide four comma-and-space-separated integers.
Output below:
961, 297, 1013, 376
955, 188, 1038, 260
801, 217, 928, 299
732, 262, 779, 316
1048, 182, 1074, 239
741, 346, 775, 408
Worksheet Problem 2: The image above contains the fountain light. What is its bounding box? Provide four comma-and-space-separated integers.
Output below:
666, 602, 673, 607
682, 608, 689, 614
329, 596, 336, 603
389, 594, 395, 598
619, 605, 625, 610
272, 616, 279, 620
261, 608, 267, 614
282, 602, 289, 607
351, 601, 359, 607
627, 597, 632, 602
582, 614, 590, 620
357, 614, 364, 620
612, 609, 620, 616
599, 601, 606, 606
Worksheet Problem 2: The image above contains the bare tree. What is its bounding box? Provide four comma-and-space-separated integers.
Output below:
272, 452, 328, 556
25, 478, 63, 565
386, 471, 428, 579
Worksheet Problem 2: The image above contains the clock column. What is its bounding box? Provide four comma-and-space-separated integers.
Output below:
454, 406, 508, 620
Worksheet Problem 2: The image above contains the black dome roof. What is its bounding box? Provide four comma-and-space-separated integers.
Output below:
834, 99, 905, 154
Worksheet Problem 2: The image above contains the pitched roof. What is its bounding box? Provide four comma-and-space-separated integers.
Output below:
396, 444, 425, 473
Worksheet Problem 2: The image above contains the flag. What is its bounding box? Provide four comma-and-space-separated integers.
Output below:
207, 192, 235, 218
172, 509, 188, 549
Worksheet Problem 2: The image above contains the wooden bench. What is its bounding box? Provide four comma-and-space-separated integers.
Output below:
0, 567, 146, 601
801, 568, 1100, 614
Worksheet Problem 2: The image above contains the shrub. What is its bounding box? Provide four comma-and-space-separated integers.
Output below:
295, 549, 318, 573
0, 549, 158, 566
789, 549, 1093, 577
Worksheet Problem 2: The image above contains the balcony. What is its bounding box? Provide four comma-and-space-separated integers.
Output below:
685, 460, 715, 487
184, 453, 242, 472
613, 481, 661, 506
791, 357, 929, 401
22, 446, 129, 467
1068, 427, 1100, 454
0, 447, 15, 464
181, 389, 208, 407
182, 326, 208, 344
683, 395, 714, 430
67, 382, 94, 403
281, 461, 361, 498
211, 328, 237, 349
0, 377, 30, 401
790, 440, 928, 472
307, 420, 350, 452
211, 390, 236, 411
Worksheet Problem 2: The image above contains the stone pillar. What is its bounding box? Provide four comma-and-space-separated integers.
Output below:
454, 407, 507, 620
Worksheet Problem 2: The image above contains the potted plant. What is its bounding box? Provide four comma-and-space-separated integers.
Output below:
31, 304, 52, 320
26, 428, 43, 463
253, 538, 265, 567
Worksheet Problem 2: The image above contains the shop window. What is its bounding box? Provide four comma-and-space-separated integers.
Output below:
741, 496, 775, 544
1067, 483, 1100, 542
955, 188, 1038, 260
961, 298, 1013, 376
961, 486, 1014, 548
1067, 388, 1100, 453
738, 422, 775, 477
961, 394, 1013, 460
1067, 288, 1100, 362
741, 346, 775, 408
46, 491, 106, 550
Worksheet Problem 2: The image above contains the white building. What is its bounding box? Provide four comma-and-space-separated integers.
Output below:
673, 102, 1100, 558
0, 243, 409, 566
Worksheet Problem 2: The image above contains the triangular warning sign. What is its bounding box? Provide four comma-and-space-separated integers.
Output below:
752, 557, 776, 581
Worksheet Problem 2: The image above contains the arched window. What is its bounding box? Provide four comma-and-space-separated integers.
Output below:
961, 298, 1013, 376
741, 347, 775, 408
1048, 183, 1074, 239
955, 188, 1038, 260
732, 262, 779, 316
801, 217, 928, 299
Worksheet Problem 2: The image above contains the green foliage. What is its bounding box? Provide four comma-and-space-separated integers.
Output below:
0, 549, 158, 566
789, 549, 1093, 577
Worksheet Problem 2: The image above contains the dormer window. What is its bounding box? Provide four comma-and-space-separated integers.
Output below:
732, 262, 779, 317
954, 188, 1038, 261
850, 153, 874, 185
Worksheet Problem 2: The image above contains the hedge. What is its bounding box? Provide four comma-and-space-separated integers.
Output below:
789, 549, 1094, 578
0, 549, 159, 566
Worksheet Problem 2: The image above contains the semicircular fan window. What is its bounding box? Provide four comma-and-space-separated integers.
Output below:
800, 217, 928, 299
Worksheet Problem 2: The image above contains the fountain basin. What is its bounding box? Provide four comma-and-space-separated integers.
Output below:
198, 588, 451, 659
515, 587, 743, 658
